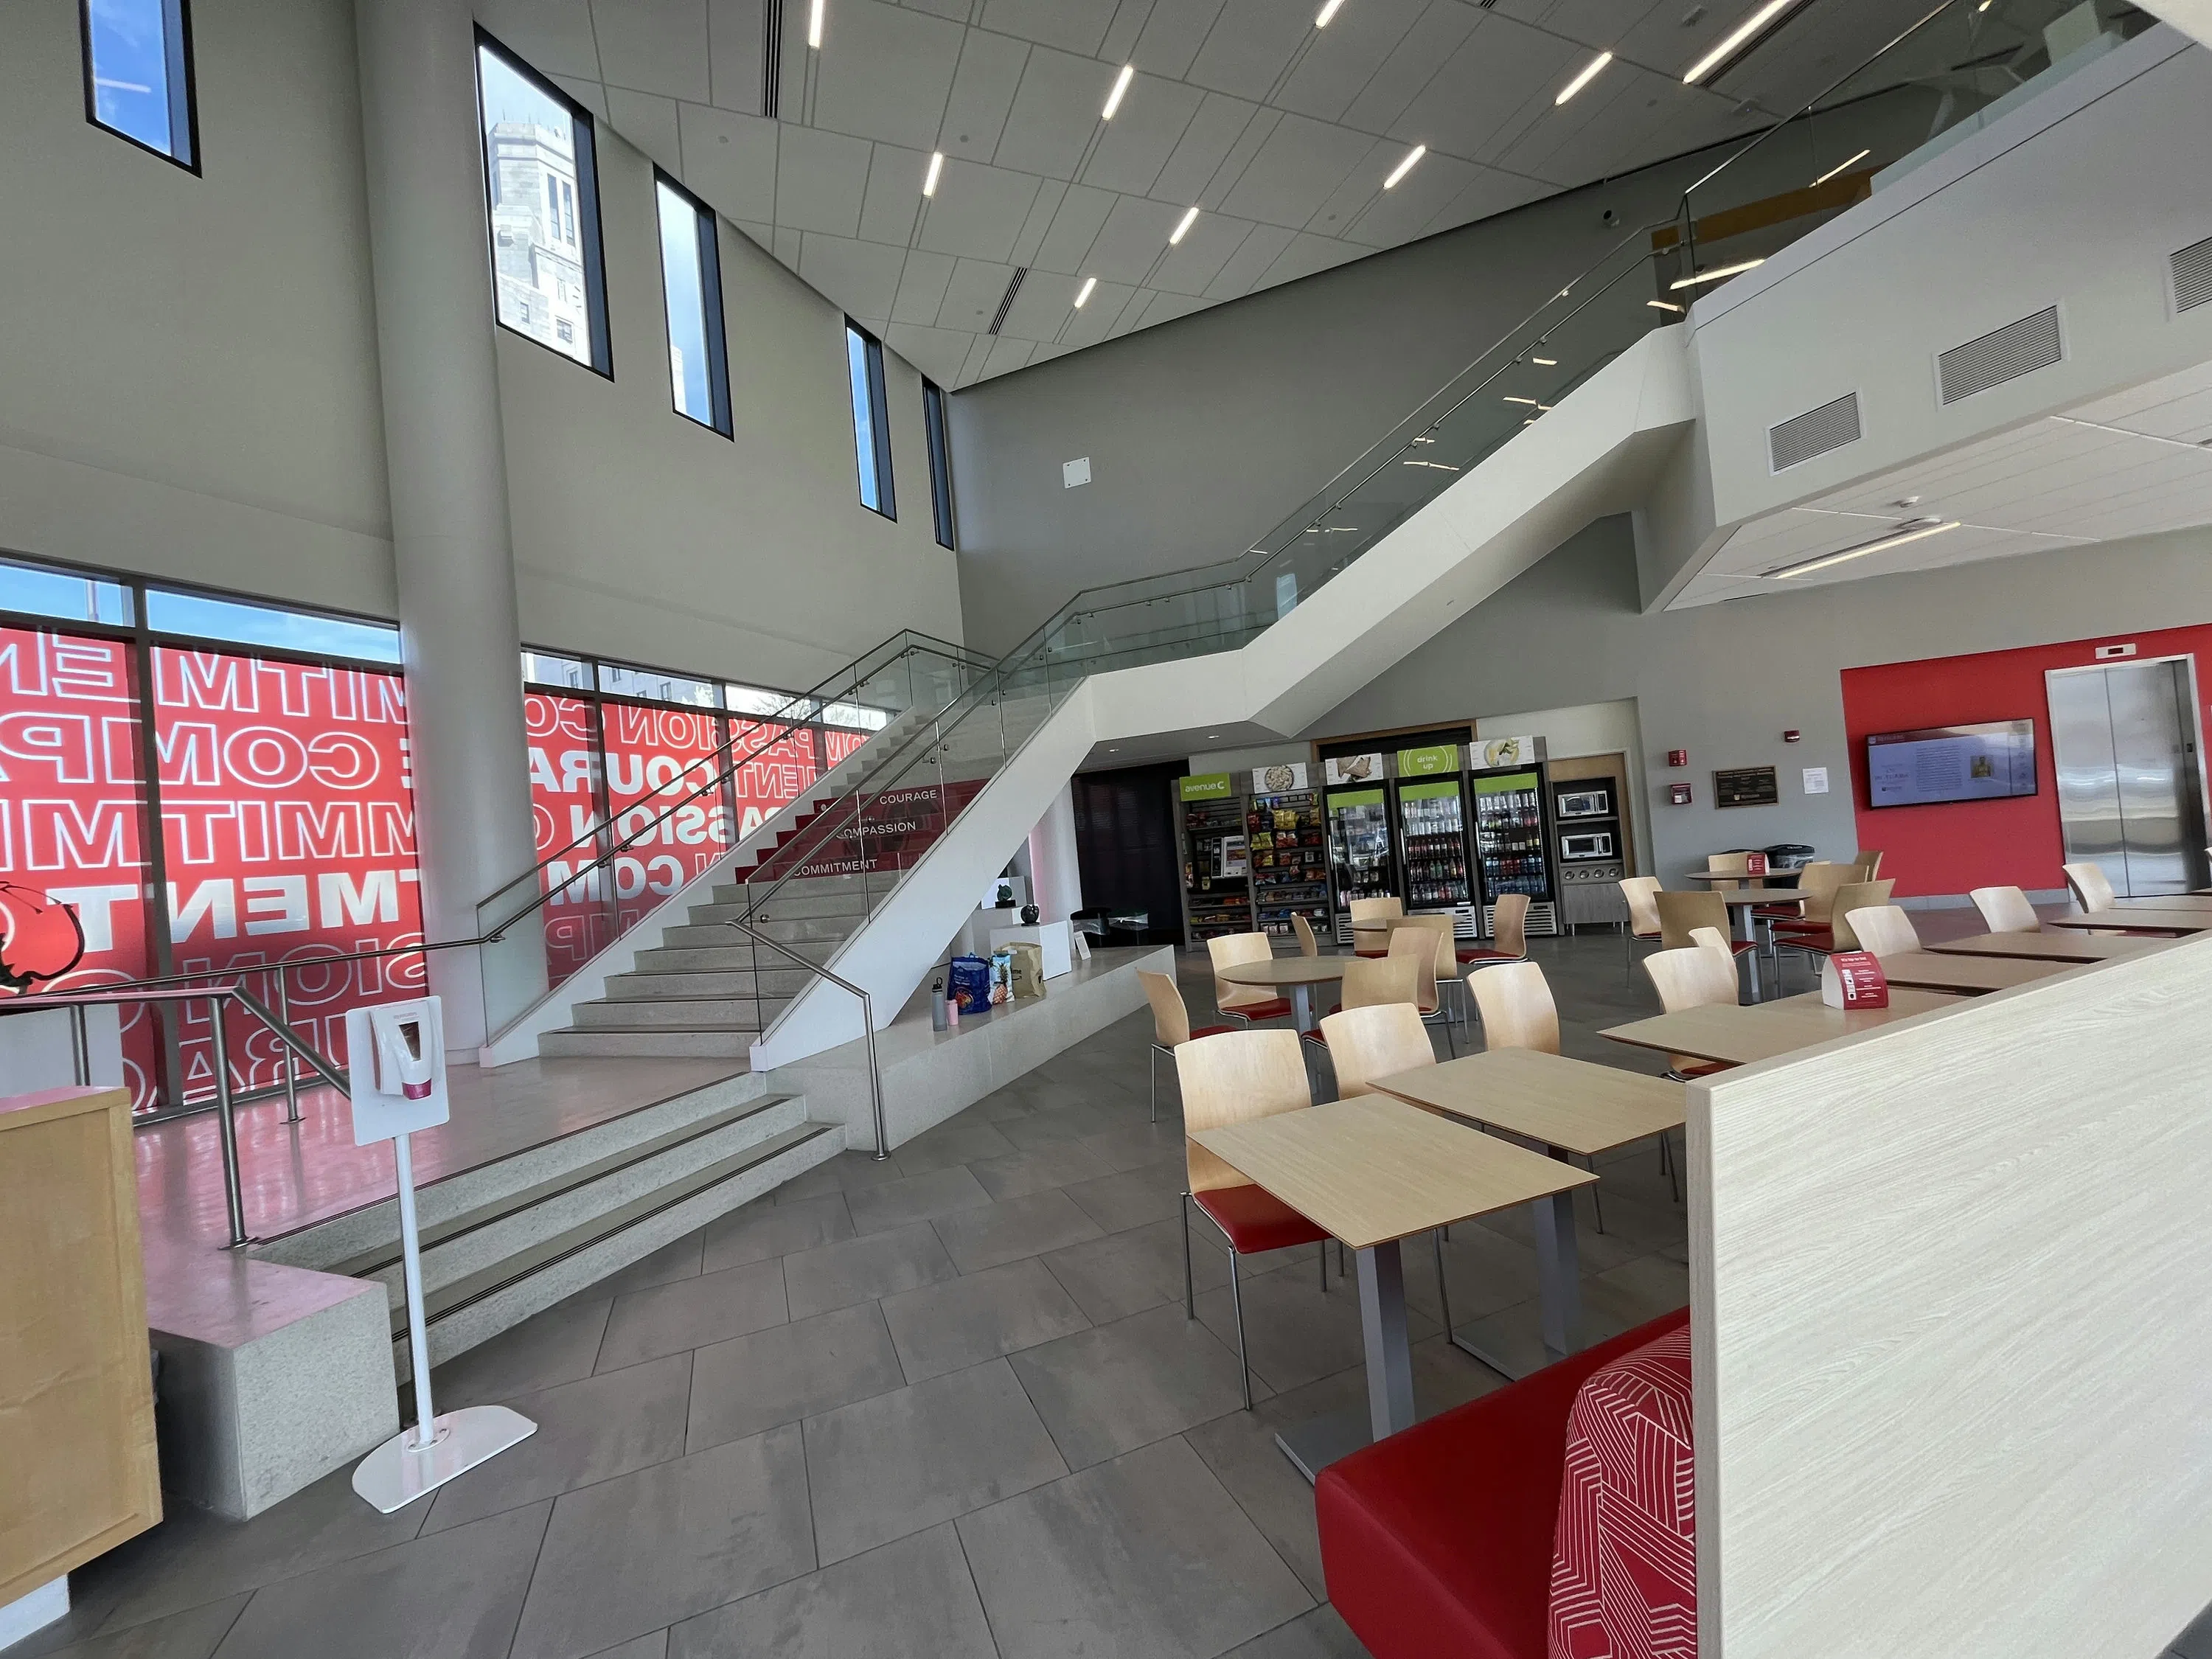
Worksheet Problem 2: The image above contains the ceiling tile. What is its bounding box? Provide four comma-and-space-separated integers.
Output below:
1032, 183, 1119, 271
939, 30, 1031, 167
1391, 15, 1574, 158
1150, 91, 1259, 206
885, 321, 975, 385
1098, 0, 1149, 63
591, 0, 712, 101
799, 233, 908, 316
775, 125, 874, 235
1008, 178, 1068, 265
891, 249, 957, 322
810, 0, 968, 148
1338, 0, 1478, 134
958, 335, 998, 382
605, 88, 684, 173
1061, 280, 1140, 347
1150, 209, 1253, 294
678, 102, 780, 222
995, 47, 1120, 180
1305, 136, 1397, 237
551, 74, 611, 121
1205, 220, 1295, 296
706, 0, 767, 113
1083, 194, 1185, 284
904, 0, 972, 21
1215, 113, 1374, 229
1261, 230, 1363, 287
1185, 0, 1316, 100
1082, 75, 1206, 197
859, 144, 929, 242
1274, 0, 1430, 123
1494, 60, 1678, 187
1130, 0, 1230, 77
1136, 288, 1208, 328
479, 0, 603, 80
917, 159, 1046, 262
984, 336, 1038, 375
938, 257, 1020, 330
1335, 145, 1472, 245
773, 224, 802, 265
1418, 159, 1548, 237
979, 0, 1121, 55
997, 268, 1086, 340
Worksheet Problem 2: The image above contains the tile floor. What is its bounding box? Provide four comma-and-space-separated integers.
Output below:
26, 932, 1710, 1659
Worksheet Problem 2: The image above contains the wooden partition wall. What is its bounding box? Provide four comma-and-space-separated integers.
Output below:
1689, 936, 2212, 1655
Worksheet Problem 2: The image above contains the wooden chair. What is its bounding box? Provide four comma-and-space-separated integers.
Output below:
1388, 925, 1455, 1056
1206, 931, 1292, 1026
1177, 1029, 1332, 1408
1300, 953, 1421, 1060
1290, 912, 1321, 958
1466, 960, 1558, 1055
1138, 969, 1231, 1124
1761, 860, 1851, 975
1641, 944, 1739, 1081
1845, 905, 1920, 958
1620, 875, 1663, 981
1395, 912, 1462, 1024
1704, 851, 1753, 888
2062, 860, 2117, 914
1855, 849, 1885, 880
1656, 888, 1759, 998
1971, 885, 2041, 933
1773, 879, 1896, 978
1349, 896, 1403, 957
1458, 892, 1528, 970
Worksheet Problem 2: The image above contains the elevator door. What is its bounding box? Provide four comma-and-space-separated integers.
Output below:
2045, 659, 2211, 897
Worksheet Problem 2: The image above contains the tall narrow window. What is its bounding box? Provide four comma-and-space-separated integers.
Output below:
655, 175, 732, 437
476, 35, 611, 375
922, 380, 956, 549
80, 0, 198, 170
846, 323, 895, 519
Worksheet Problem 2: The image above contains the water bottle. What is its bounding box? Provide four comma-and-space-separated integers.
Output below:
931, 975, 950, 1032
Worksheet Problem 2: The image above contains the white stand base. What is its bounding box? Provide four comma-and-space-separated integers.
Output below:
0, 1576, 69, 1646
351, 1405, 537, 1514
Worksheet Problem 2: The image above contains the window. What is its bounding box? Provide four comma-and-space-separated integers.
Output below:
476, 36, 611, 375
846, 323, 895, 518
80, 0, 198, 170
922, 380, 956, 549
655, 175, 733, 436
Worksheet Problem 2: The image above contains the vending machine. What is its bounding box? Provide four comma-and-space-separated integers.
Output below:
1323, 751, 1397, 930
1467, 736, 1559, 937
1246, 764, 1331, 941
1391, 743, 1475, 911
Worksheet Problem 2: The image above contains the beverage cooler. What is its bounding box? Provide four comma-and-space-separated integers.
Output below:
1395, 779, 1474, 909
1470, 753, 1559, 938
1324, 786, 1396, 913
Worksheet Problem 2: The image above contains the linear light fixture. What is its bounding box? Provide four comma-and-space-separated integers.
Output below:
1556, 49, 1613, 105
807, 0, 824, 48
1383, 145, 1426, 189
1670, 257, 1765, 290
1531, 355, 1557, 365
1648, 298, 1685, 312
923, 151, 944, 196
1102, 63, 1133, 119
1074, 276, 1097, 308
1503, 395, 1539, 406
1684, 0, 1803, 84
1764, 517, 1960, 579
1170, 206, 1200, 245
1812, 148, 1871, 187
1315, 0, 1346, 24
1403, 459, 1461, 470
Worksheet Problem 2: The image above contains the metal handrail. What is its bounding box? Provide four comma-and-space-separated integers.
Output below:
714, 917, 887, 1161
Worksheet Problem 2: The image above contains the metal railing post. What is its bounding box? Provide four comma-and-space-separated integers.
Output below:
69, 1003, 90, 1086
275, 970, 302, 1123
718, 917, 890, 1160
209, 994, 248, 1248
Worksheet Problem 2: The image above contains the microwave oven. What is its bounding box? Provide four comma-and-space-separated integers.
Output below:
1557, 787, 1613, 819
1560, 830, 1615, 860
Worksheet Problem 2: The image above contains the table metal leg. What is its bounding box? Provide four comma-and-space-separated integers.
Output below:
1447, 1181, 1585, 1382
1276, 1237, 1414, 1484
1292, 982, 1313, 1034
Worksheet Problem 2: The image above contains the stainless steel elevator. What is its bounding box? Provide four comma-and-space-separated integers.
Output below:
2045, 658, 2211, 897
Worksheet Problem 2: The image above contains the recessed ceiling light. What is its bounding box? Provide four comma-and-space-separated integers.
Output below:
1315, 0, 1346, 24
922, 152, 944, 197
1503, 395, 1538, 406
1530, 355, 1557, 365
1764, 518, 1960, 579
1811, 148, 1870, 187
807, 0, 824, 48
1648, 298, 1686, 312
1169, 206, 1200, 245
1669, 257, 1764, 289
1102, 63, 1134, 120
1074, 276, 1097, 308
1555, 49, 1613, 105
1383, 145, 1426, 189
1683, 0, 1804, 85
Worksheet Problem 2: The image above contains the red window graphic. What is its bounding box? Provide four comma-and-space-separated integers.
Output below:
601, 703, 733, 933
525, 691, 605, 985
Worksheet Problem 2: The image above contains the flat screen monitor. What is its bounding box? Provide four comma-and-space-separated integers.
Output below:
1865, 719, 2037, 808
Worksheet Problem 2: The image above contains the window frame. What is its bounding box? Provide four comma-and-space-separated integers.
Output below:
653, 170, 734, 439
473, 29, 613, 379
845, 322, 897, 521
78, 0, 201, 174
922, 379, 956, 550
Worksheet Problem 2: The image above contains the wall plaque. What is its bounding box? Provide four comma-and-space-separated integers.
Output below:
1714, 765, 1781, 809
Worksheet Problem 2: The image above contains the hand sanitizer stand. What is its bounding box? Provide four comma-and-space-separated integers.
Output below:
349, 998, 535, 1512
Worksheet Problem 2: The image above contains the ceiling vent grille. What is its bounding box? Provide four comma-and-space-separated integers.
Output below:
1938, 307, 2062, 404
1768, 392, 1861, 473
761, 0, 783, 118
2174, 234, 2212, 313
987, 267, 1028, 335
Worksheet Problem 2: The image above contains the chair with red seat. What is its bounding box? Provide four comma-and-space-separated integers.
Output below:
1759, 860, 1849, 975
1206, 931, 1293, 1028
1772, 878, 1893, 981
1458, 891, 1528, 970
1388, 923, 1457, 1055
1349, 895, 1404, 956
1177, 1029, 1332, 1408
1316, 1305, 1691, 1659
1656, 888, 1761, 1000
1138, 968, 1231, 1124
1298, 953, 1420, 1063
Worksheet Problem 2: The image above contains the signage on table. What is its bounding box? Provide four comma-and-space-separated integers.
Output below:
1323, 754, 1385, 787
1396, 744, 1459, 777
1822, 950, 1889, 1009
1714, 765, 1781, 809
1251, 762, 1310, 795
1745, 851, 1769, 876
1179, 773, 1234, 801
1478, 735, 1545, 768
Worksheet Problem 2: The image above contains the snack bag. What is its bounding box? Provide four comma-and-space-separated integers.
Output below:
1008, 942, 1047, 1000
989, 947, 1015, 1005
948, 955, 992, 1015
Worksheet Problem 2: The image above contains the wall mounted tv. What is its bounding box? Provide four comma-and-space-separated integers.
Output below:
1865, 720, 2038, 808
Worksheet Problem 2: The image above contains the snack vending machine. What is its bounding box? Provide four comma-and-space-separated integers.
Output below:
1177, 773, 1252, 945
1247, 765, 1330, 941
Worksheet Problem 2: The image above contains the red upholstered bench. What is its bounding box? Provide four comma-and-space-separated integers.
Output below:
1315, 1307, 1691, 1659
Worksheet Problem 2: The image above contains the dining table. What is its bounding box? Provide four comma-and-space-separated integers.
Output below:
2111, 894, 2212, 910
1599, 987, 1964, 1068
1921, 931, 2160, 962
2043, 908, 2212, 933
1868, 950, 2074, 994
1366, 1047, 1684, 1379
1190, 1093, 1593, 1483
1216, 955, 1349, 1034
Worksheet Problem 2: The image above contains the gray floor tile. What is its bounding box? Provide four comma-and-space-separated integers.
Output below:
583, 1636, 667, 1659
1443, 1256, 1686, 1380
1011, 1301, 1260, 1469
594, 1232, 705, 1298
421, 1352, 692, 1534
595, 1257, 787, 1371
931, 1189, 1105, 1273
772, 1150, 908, 1205
664, 1523, 995, 1659
23, 1596, 246, 1659
687, 1303, 907, 1452
956, 1436, 1313, 1659
1076, 1119, 1189, 1176
844, 1164, 994, 1236
886, 1116, 1020, 1175
1222, 1605, 1372, 1658
804, 1358, 1068, 1564
509, 1427, 814, 1659
966, 1141, 1119, 1202
1195, 1258, 1439, 1395
994, 1103, 1123, 1150
1061, 1158, 1186, 1234
1402, 1220, 1540, 1328
2173, 1597, 2212, 1659
1037, 1228, 1178, 1325
432, 1295, 614, 1411
879, 1256, 1092, 1383
699, 1192, 852, 1274
211, 1503, 546, 1657
782, 1220, 959, 1320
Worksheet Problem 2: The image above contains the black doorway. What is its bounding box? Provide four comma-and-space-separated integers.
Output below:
1071, 761, 1186, 947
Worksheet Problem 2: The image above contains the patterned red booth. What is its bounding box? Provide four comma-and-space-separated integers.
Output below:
1315, 1307, 1691, 1659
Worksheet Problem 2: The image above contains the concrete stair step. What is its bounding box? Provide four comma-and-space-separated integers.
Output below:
539, 1026, 758, 1059
605, 967, 813, 999
633, 942, 835, 972
679, 911, 860, 944
571, 995, 784, 1031
660, 921, 851, 950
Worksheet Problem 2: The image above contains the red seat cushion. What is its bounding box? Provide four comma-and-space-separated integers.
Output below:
1458, 947, 1522, 964
1192, 1183, 1329, 1254
1775, 928, 1834, 952
1356, 948, 1390, 959
1225, 998, 1294, 1021
1186, 1024, 1234, 1041
1317, 1308, 1691, 1659
1674, 1060, 1733, 1079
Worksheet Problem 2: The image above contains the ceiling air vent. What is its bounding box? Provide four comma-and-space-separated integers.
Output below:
1938, 307, 2062, 405
1768, 391, 1861, 473
2174, 234, 2212, 313
987, 267, 1028, 336
761, 0, 783, 117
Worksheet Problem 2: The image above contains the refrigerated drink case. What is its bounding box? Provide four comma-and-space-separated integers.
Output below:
1470, 768, 1559, 935
1326, 788, 1396, 910
1397, 780, 1472, 908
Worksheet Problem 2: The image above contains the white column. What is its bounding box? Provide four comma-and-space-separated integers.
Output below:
1026, 784, 1083, 923
355, 0, 545, 1049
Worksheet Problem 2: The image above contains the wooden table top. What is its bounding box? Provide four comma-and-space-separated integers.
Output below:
1599, 987, 1964, 1068
1190, 1094, 1594, 1251
1683, 871, 1787, 886
2044, 909, 2211, 933
1368, 1048, 1684, 1158
2111, 894, 2212, 911
1711, 888, 1800, 908
1921, 931, 2158, 961
1871, 950, 2074, 993
1217, 956, 1352, 988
